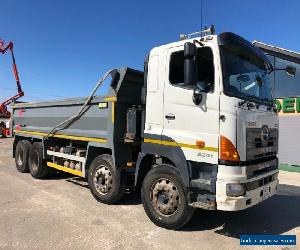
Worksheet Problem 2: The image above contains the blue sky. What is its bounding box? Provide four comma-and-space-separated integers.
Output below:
0, 0, 299, 102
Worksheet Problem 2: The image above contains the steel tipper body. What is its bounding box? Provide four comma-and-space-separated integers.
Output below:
13, 67, 144, 181
12, 30, 280, 230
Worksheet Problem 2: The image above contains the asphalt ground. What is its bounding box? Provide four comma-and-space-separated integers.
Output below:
0, 138, 299, 249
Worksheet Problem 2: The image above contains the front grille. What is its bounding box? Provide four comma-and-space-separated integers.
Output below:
246, 158, 278, 178
246, 128, 278, 161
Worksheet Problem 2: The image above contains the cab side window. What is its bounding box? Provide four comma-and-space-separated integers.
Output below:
169, 47, 214, 90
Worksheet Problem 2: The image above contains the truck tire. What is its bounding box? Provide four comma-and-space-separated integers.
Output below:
15, 140, 31, 173
28, 142, 49, 179
141, 164, 194, 230
88, 154, 125, 204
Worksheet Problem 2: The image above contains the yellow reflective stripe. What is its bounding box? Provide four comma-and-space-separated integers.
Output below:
144, 138, 218, 152
15, 130, 107, 143
112, 101, 115, 124
47, 162, 84, 177
103, 97, 116, 123
104, 96, 117, 101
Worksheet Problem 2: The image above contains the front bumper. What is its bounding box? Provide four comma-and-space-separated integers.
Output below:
216, 163, 279, 211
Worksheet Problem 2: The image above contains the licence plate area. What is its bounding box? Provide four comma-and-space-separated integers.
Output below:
243, 179, 278, 209
215, 179, 278, 211
262, 185, 271, 200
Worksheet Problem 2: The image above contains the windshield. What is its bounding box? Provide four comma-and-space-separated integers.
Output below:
221, 46, 272, 104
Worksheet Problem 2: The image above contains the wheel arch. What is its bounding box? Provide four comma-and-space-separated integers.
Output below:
85, 145, 112, 178
13, 136, 35, 158
135, 142, 190, 192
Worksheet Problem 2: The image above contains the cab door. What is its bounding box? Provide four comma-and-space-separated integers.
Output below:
162, 44, 220, 164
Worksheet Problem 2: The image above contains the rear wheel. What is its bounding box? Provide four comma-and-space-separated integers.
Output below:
141, 165, 194, 230
28, 142, 49, 178
15, 140, 31, 173
88, 154, 125, 204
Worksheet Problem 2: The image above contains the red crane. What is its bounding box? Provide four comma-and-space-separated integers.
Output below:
0, 39, 24, 137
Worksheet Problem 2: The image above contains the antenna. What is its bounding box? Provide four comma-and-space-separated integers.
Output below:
179, 0, 215, 41
205, 0, 208, 25
200, 0, 203, 36
200, 0, 210, 38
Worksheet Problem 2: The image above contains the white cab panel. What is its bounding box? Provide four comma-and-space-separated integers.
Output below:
162, 44, 220, 164
144, 52, 164, 137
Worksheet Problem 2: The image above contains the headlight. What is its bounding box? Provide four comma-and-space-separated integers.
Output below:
226, 183, 245, 197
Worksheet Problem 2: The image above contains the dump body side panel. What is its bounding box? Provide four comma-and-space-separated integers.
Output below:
13, 98, 109, 140
12, 67, 144, 172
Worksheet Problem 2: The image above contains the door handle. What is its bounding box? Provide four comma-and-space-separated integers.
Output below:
165, 114, 175, 120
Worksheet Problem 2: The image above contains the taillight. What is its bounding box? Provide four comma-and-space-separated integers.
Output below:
220, 135, 240, 162
5, 128, 10, 136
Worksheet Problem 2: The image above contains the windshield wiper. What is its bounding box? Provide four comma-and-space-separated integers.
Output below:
239, 95, 273, 109
238, 99, 256, 108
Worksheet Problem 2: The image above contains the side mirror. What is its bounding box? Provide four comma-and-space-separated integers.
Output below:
193, 83, 205, 105
286, 66, 296, 77
184, 42, 197, 86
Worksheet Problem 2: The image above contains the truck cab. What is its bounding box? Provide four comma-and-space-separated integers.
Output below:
139, 31, 278, 222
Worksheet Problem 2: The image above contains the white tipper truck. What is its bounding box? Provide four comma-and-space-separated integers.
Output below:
12, 28, 279, 229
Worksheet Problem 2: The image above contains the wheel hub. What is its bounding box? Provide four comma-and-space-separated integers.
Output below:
31, 151, 39, 171
94, 165, 113, 194
151, 178, 180, 216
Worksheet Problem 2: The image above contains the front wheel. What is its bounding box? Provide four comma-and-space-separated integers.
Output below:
141, 165, 194, 230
